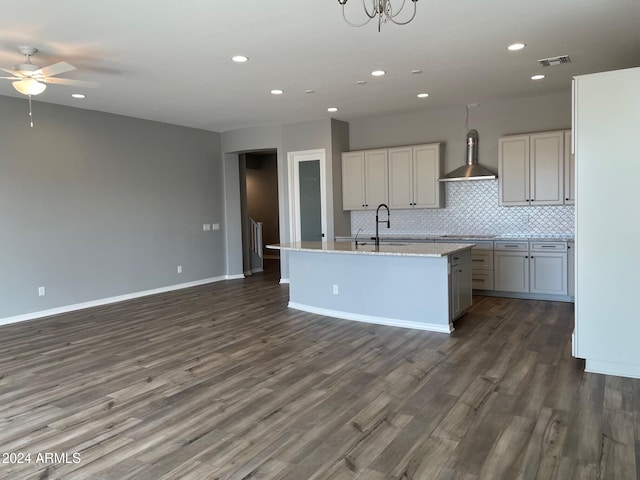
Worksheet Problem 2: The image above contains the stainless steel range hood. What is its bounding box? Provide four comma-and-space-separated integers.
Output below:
439, 129, 497, 182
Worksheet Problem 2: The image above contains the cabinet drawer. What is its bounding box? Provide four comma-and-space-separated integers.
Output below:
472, 271, 494, 290
471, 250, 494, 270
530, 241, 567, 252
495, 241, 528, 251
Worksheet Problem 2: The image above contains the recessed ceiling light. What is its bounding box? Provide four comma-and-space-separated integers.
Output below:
71, 93, 86, 99
411, 69, 423, 74
508, 43, 526, 51
371, 70, 386, 77
327, 107, 338, 113
417, 93, 430, 98
270, 89, 284, 95
232, 55, 249, 63
305, 89, 316, 94
531, 74, 546, 80
355, 80, 367, 86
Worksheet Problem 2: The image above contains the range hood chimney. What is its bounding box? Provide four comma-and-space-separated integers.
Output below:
439, 129, 497, 182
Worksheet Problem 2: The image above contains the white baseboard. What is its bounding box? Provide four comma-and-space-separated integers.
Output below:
0, 274, 243, 327
279, 278, 290, 284
287, 302, 453, 334
585, 359, 640, 379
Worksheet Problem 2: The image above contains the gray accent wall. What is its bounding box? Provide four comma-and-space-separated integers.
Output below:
0, 95, 224, 319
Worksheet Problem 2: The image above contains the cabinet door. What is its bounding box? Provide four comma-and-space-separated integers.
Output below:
499, 136, 530, 205
530, 252, 568, 295
564, 130, 575, 204
413, 144, 442, 208
341, 151, 366, 210
494, 251, 529, 292
388, 147, 413, 208
530, 132, 564, 205
364, 150, 389, 209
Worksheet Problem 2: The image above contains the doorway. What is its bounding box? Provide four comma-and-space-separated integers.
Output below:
242, 150, 280, 274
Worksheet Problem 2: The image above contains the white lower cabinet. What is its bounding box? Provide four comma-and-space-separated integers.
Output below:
494, 242, 529, 293
449, 249, 472, 321
529, 241, 568, 296
494, 241, 568, 296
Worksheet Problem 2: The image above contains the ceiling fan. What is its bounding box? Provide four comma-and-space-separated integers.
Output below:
0, 46, 99, 96
1, 46, 99, 127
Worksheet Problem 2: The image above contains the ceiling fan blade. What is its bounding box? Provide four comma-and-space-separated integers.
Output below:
1, 67, 20, 76
35, 61, 76, 78
0, 76, 23, 80
43, 77, 100, 88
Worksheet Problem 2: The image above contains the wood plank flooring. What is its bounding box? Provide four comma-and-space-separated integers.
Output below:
0, 260, 638, 479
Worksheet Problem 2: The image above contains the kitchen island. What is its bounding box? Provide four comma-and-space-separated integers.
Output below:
268, 241, 474, 333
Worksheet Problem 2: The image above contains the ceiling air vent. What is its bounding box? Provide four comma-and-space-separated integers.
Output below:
538, 55, 571, 67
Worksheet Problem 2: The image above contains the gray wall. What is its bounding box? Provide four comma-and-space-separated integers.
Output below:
0, 95, 223, 319
331, 119, 351, 237
349, 91, 572, 174
223, 119, 341, 280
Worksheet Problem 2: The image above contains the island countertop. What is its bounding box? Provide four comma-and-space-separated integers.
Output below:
267, 241, 474, 258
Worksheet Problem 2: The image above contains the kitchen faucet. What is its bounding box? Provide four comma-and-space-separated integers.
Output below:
374, 203, 390, 247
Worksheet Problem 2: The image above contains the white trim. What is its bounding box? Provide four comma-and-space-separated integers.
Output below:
287, 149, 327, 242
279, 278, 290, 284
288, 302, 453, 334
0, 275, 243, 327
585, 359, 640, 380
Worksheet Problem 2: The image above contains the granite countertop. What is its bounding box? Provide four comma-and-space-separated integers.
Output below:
267, 241, 474, 258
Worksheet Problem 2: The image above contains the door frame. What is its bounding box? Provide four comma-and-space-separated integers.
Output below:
287, 149, 327, 243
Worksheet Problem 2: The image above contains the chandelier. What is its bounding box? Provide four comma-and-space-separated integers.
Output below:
337, 0, 419, 32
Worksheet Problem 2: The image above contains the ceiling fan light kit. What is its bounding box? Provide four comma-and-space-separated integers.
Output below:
337, 0, 419, 32
12, 78, 46, 95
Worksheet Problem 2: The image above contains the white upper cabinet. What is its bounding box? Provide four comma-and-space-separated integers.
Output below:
388, 143, 444, 209
341, 149, 388, 210
499, 131, 565, 206
498, 135, 529, 205
530, 131, 564, 205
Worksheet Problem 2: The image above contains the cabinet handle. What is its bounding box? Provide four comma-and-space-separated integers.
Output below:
472, 259, 484, 262
504, 244, 520, 248
540, 245, 556, 248
565, 198, 569, 201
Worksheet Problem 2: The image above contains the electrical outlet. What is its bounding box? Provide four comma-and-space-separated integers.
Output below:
212, 223, 220, 231
38, 286, 45, 296
332, 284, 339, 295
177, 266, 182, 274
203, 224, 211, 231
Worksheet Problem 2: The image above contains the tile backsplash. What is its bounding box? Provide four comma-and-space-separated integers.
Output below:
350, 180, 574, 237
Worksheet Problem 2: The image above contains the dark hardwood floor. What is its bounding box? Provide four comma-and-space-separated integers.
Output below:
0, 260, 638, 479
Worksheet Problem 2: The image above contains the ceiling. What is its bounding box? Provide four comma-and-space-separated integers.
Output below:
1, 0, 638, 133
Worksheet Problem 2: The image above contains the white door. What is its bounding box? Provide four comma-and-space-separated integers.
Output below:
288, 149, 328, 242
